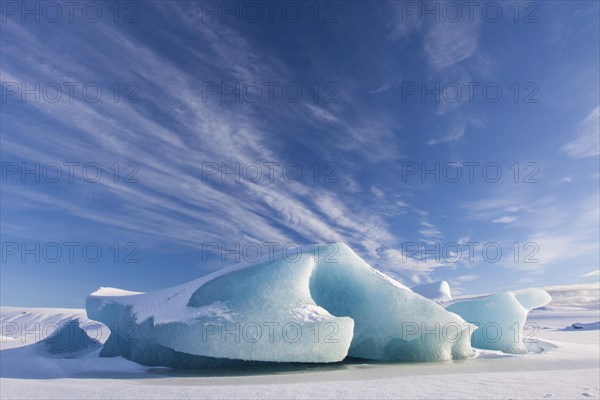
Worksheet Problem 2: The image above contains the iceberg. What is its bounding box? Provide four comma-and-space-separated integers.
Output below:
445, 290, 551, 353
411, 281, 452, 303
87, 243, 474, 367
88, 253, 354, 367
308, 251, 472, 362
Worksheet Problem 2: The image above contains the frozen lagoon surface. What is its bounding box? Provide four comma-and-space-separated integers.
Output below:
1, 303, 598, 399
1, 245, 598, 398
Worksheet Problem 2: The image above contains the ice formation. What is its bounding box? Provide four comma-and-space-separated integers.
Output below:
445, 290, 551, 353
411, 281, 452, 303
87, 243, 474, 367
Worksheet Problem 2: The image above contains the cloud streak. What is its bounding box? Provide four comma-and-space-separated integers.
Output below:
560, 106, 600, 159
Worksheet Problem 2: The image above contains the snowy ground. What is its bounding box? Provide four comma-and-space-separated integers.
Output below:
1, 290, 599, 399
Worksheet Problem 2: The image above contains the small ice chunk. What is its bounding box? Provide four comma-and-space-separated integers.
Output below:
568, 322, 600, 330
412, 281, 452, 303
446, 290, 551, 353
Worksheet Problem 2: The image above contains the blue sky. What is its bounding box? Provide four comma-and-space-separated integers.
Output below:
1, 1, 599, 308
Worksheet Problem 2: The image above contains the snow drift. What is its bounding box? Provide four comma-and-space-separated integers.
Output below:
87, 244, 474, 367
42, 319, 102, 356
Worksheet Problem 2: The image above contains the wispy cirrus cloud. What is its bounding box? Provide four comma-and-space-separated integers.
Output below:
560, 106, 600, 159
423, 21, 480, 70
381, 248, 448, 285
387, 2, 484, 147
492, 216, 517, 224
426, 122, 466, 145
464, 187, 599, 274
1, 2, 411, 275
387, 2, 481, 72
418, 221, 443, 239
581, 270, 600, 278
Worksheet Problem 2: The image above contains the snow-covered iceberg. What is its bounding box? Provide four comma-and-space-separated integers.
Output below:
445, 290, 551, 353
87, 244, 474, 367
412, 281, 452, 303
